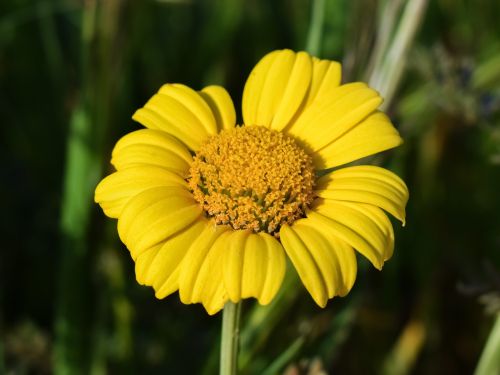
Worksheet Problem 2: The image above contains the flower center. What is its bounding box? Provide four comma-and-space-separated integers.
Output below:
188, 126, 315, 236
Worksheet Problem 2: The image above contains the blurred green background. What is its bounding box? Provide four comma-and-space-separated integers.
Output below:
1, 0, 500, 374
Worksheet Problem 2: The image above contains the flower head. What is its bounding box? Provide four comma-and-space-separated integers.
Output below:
188, 126, 315, 235
95, 49, 409, 314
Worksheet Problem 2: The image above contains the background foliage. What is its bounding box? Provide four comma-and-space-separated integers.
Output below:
1, 0, 499, 374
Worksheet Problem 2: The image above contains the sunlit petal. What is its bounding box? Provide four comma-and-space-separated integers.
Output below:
95, 166, 187, 218
132, 84, 217, 151
316, 165, 409, 224
288, 83, 382, 151
242, 49, 312, 130
111, 129, 192, 175
314, 111, 403, 169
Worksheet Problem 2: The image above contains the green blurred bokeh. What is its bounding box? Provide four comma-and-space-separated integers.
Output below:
1, 0, 499, 374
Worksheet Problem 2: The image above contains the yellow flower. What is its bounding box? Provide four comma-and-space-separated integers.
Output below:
95, 49, 408, 315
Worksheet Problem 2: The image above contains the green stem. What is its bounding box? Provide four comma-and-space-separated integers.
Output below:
305, 0, 325, 56
475, 313, 500, 375
220, 302, 242, 375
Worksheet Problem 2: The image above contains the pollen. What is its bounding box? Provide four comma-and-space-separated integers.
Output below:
188, 126, 315, 236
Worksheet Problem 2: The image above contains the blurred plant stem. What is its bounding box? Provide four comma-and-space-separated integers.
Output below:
365, 0, 403, 82
305, 0, 325, 56
368, 0, 428, 109
261, 336, 305, 375
220, 302, 242, 375
381, 319, 426, 375
474, 313, 500, 375
55, 1, 124, 373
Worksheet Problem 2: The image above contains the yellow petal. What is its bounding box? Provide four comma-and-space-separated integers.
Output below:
316, 165, 409, 224
314, 199, 394, 261
156, 267, 181, 299
178, 223, 230, 306
280, 219, 357, 305
307, 202, 386, 270
222, 231, 286, 305
221, 230, 247, 302
111, 129, 192, 175
288, 83, 382, 151
135, 243, 159, 285
199, 86, 236, 132
240, 234, 265, 301
200, 236, 228, 315
132, 83, 217, 151
269, 51, 312, 131
314, 111, 403, 169
242, 50, 312, 129
253, 49, 295, 127
242, 50, 280, 126
150, 218, 208, 296
280, 223, 328, 307
344, 203, 395, 261
286, 83, 364, 137
133, 218, 207, 281
95, 166, 187, 218
259, 233, 287, 304
117, 186, 202, 258
132, 107, 202, 152
306, 58, 342, 105
158, 84, 218, 135
202, 273, 227, 315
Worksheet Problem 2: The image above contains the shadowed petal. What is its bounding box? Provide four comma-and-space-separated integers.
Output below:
342, 203, 395, 261
178, 223, 231, 313
307, 200, 392, 270
133, 218, 208, 300
222, 230, 286, 305
199, 85, 237, 132
118, 186, 202, 259
280, 220, 357, 306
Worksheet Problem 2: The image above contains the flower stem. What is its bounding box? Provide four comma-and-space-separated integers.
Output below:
475, 313, 500, 375
220, 302, 242, 375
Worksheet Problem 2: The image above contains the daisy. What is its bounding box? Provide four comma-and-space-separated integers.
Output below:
95, 49, 408, 315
